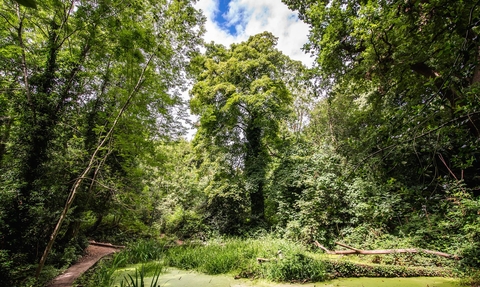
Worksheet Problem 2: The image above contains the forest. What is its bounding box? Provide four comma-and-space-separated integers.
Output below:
0, 0, 479, 286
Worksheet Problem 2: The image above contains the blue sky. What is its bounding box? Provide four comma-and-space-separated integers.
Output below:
194, 0, 313, 67
214, 0, 237, 34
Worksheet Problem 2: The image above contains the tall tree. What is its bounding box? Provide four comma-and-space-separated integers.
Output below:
191, 32, 296, 224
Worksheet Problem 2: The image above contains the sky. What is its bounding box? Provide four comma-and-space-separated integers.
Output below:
193, 0, 314, 67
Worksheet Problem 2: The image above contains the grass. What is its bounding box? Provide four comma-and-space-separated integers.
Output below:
119, 264, 162, 287
75, 239, 168, 287
164, 237, 313, 277
260, 253, 328, 282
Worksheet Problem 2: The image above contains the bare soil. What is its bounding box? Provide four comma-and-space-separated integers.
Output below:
47, 243, 121, 287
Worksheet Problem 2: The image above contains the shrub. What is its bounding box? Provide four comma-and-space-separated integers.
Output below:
260, 253, 327, 282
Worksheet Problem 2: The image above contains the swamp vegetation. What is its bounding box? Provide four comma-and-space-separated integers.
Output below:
76, 238, 462, 287
1, 0, 480, 286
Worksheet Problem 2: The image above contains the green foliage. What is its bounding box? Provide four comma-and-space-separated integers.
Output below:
121, 239, 167, 265
439, 181, 480, 268
0, 249, 14, 286
164, 237, 307, 276
2, 0, 479, 284
163, 207, 203, 238
460, 269, 480, 287
276, 0, 480, 273
166, 244, 240, 274
268, 139, 392, 243
202, 174, 249, 235
82, 256, 127, 287
150, 141, 207, 238
165, 241, 246, 273
260, 253, 327, 282
0, 0, 204, 284
191, 32, 305, 225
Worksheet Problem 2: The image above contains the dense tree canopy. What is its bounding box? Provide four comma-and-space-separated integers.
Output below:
1, 0, 480, 285
0, 0, 204, 283
281, 0, 480, 264
190, 32, 304, 225
282, 0, 480, 182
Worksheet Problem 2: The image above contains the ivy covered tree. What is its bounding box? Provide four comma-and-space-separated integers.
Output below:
191, 32, 301, 226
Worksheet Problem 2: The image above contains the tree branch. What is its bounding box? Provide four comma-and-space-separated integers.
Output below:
15, 4, 34, 119
353, 111, 480, 173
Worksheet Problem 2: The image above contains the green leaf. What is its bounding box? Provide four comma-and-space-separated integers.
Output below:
14, 0, 37, 8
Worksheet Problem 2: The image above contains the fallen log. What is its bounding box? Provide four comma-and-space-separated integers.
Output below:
335, 242, 363, 252
422, 249, 460, 259
257, 257, 272, 263
88, 241, 125, 249
314, 240, 334, 254
313, 241, 460, 259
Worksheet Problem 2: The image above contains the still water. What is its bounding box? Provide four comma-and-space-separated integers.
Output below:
114, 267, 459, 287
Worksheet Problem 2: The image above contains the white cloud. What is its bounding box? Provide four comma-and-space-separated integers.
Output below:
194, 0, 314, 67
194, 0, 239, 47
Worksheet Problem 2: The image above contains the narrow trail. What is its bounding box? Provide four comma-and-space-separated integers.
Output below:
47, 242, 122, 287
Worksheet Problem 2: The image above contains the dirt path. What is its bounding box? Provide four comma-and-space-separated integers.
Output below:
47, 243, 122, 287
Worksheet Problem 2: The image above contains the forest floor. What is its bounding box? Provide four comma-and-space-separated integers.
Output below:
47, 242, 122, 287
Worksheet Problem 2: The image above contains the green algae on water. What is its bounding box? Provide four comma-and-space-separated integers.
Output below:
112, 267, 459, 287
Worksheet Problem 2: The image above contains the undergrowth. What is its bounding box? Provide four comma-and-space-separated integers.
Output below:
77, 235, 463, 286
75, 239, 167, 287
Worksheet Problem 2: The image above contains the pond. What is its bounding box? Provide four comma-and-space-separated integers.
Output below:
113, 267, 460, 287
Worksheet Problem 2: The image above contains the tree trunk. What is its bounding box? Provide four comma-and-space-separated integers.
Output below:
250, 180, 265, 222
245, 123, 266, 223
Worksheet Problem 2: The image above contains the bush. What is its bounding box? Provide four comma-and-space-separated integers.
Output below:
260, 253, 327, 282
